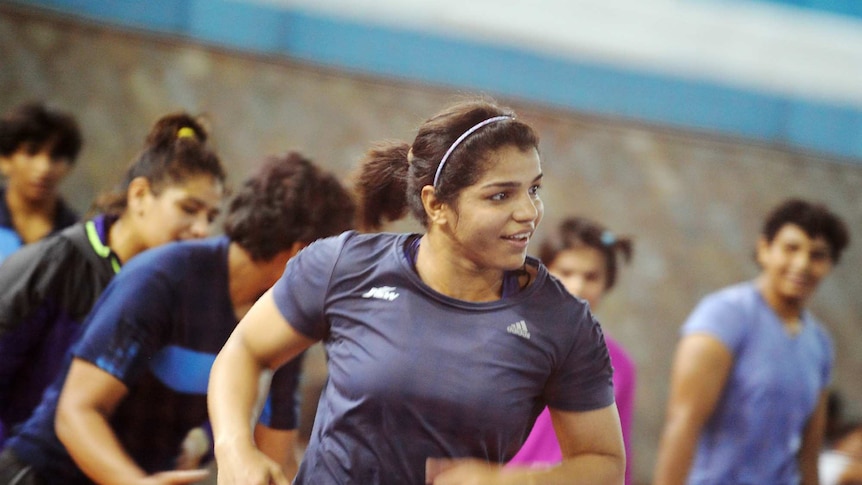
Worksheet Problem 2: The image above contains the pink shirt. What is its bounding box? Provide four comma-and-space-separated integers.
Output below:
507, 336, 636, 484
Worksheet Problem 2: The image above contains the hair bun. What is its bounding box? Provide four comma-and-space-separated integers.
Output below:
145, 113, 208, 146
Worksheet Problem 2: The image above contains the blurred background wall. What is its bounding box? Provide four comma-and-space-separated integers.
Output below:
1, 1, 860, 483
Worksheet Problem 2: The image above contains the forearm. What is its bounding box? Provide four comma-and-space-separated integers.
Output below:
208, 336, 268, 458
653, 418, 700, 485
254, 425, 298, 480
799, 432, 822, 485
56, 405, 147, 484
507, 452, 624, 485
800, 391, 828, 485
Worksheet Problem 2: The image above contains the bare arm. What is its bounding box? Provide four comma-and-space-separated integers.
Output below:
208, 288, 315, 485
254, 425, 299, 480
56, 358, 208, 485
652, 334, 733, 485
428, 404, 625, 485
799, 390, 829, 485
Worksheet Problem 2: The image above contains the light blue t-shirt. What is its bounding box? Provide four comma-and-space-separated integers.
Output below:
0, 227, 22, 265
682, 281, 833, 485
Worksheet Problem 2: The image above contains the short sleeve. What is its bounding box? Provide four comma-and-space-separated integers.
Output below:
72, 265, 174, 385
271, 233, 349, 341
545, 308, 615, 412
681, 292, 748, 355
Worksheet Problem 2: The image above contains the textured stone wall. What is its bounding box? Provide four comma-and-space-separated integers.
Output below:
2, 5, 860, 483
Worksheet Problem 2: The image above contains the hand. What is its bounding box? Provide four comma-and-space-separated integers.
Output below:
139, 469, 210, 484
215, 446, 290, 485
176, 427, 211, 470
426, 458, 508, 485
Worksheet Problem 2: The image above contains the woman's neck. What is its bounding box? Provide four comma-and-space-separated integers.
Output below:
107, 216, 146, 264
414, 234, 505, 302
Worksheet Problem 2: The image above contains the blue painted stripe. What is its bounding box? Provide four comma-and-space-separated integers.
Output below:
751, 0, 862, 20
10, 0, 862, 162
149, 345, 215, 394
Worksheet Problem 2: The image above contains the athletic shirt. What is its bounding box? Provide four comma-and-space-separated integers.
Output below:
7, 237, 302, 483
273, 231, 614, 485
0, 215, 119, 448
682, 281, 833, 485
0, 186, 79, 263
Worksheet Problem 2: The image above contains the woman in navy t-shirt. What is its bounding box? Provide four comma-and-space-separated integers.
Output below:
209, 99, 625, 485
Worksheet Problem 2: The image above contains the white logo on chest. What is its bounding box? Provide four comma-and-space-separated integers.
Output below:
507, 320, 531, 339
362, 286, 400, 301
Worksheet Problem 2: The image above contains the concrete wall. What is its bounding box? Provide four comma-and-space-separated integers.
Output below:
2, 5, 860, 483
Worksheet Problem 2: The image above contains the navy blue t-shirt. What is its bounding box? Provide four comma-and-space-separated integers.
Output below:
273, 231, 614, 484
8, 236, 302, 483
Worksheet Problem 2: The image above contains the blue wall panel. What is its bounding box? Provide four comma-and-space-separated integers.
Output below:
12, 0, 862, 162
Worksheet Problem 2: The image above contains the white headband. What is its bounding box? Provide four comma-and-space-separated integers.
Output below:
432, 115, 513, 188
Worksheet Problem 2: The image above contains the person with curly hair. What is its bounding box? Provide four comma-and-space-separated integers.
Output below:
654, 198, 851, 485
0, 152, 355, 485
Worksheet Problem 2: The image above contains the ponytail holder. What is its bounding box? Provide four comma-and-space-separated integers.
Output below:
177, 127, 196, 139
600, 231, 616, 246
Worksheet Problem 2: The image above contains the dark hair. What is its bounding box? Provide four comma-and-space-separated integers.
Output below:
353, 98, 539, 230
92, 113, 226, 216
761, 198, 849, 263
0, 102, 82, 162
224, 151, 356, 262
539, 216, 633, 291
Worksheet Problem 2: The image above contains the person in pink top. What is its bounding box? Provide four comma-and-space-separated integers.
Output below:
509, 216, 637, 484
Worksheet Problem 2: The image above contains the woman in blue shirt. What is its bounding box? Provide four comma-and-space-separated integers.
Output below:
209, 99, 625, 485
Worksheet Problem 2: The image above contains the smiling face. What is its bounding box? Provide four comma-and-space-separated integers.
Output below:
133, 173, 224, 248
0, 144, 73, 204
548, 246, 608, 309
757, 223, 833, 307
440, 144, 543, 272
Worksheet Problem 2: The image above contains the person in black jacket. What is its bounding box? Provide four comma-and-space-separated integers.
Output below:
0, 112, 226, 449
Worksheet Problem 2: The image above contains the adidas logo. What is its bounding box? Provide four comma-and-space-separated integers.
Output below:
361, 286, 400, 301
507, 320, 531, 339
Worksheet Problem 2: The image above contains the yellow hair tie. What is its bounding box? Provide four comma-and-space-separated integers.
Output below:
177, 127, 196, 139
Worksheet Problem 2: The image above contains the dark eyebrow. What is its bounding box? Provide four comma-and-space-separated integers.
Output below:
181, 194, 216, 206
480, 172, 544, 190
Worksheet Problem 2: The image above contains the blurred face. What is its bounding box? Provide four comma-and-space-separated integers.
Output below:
136, 173, 224, 248
0, 144, 73, 204
444, 145, 543, 271
548, 246, 608, 308
757, 223, 833, 305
